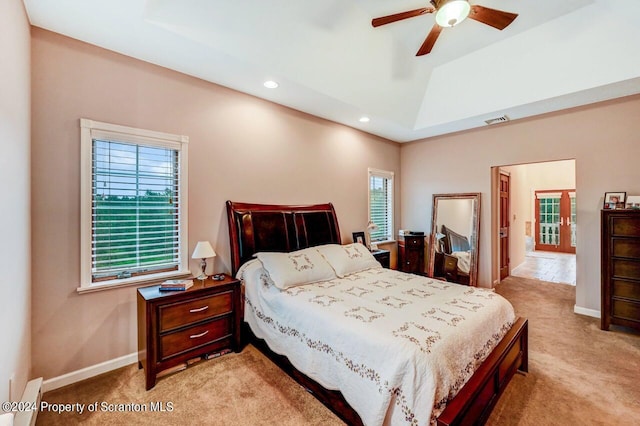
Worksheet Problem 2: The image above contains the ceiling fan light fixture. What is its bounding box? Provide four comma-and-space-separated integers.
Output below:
434, 0, 471, 28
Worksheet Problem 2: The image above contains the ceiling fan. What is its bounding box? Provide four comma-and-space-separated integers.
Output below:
372, 0, 518, 56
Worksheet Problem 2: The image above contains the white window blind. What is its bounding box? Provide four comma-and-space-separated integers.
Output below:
80, 119, 189, 291
368, 169, 394, 241
92, 140, 180, 281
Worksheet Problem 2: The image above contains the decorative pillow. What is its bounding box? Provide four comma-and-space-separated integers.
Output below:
315, 243, 381, 277
256, 247, 337, 289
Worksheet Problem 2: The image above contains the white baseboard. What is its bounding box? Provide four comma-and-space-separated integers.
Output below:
42, 353, 137, 393
574, 305, 601, 319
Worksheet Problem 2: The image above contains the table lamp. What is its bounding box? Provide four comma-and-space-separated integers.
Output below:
192, 241, 216, 280
366, 220, 379, 251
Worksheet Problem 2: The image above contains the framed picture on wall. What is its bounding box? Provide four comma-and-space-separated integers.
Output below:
352, 231, 366, 247
603, 192, 626, 209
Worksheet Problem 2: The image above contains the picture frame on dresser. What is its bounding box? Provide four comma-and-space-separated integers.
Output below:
603, 192, 626, 209
626, 195, 640, 209
352, 231, 366, 247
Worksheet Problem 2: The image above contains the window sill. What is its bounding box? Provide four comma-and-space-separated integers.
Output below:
372, 239, 396, 245
77, 270, 192, 294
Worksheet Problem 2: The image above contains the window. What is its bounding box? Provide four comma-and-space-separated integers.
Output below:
368, 168, 394, 242
80, 119, 189, 291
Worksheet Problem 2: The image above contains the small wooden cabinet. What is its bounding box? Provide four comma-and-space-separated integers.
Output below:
434, 252, 459, 282
601, 209, 640, 332
398, 234, 425, 275
137, 275, 242, 390
371, 249, 390, 268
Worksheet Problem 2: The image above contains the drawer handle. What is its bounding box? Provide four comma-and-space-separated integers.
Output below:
189, 305, 209, 313
190, 330, 209, 339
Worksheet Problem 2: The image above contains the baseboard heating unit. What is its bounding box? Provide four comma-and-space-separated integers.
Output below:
13, 378, 43, 426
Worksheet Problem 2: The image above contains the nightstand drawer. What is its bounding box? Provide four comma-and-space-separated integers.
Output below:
159, 291, 233, 332
443, 254, 458, 273
160, 316, 232, 360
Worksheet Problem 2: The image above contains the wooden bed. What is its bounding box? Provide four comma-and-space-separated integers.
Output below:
226, 200, 528, 426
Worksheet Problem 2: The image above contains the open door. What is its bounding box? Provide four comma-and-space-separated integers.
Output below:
499, 172, 510, 279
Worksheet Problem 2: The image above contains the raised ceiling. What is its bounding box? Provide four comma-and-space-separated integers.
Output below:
23, 0, 640, 142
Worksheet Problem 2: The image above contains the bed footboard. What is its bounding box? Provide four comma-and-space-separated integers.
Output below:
245, 317, 527, 426
437, 316, 528, 426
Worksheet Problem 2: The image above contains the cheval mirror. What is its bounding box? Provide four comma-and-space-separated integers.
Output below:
429, 193, 481, 287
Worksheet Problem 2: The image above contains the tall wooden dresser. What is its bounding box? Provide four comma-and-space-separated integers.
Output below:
601, 209, 640, 331
398, 234, 425, 275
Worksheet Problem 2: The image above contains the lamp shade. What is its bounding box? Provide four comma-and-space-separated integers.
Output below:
192, 241, 216, 259
435, 0, 470, 27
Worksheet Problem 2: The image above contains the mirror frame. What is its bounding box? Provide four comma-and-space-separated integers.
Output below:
428, 193, 481, 287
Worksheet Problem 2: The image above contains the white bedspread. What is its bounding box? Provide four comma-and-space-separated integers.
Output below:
239, 261, 515, 426
450, 251, 471, 274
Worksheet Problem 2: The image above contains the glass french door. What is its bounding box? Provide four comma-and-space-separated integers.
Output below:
535, 190, 576, 254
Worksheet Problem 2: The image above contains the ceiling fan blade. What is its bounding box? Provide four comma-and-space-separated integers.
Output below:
372, 7, 434, 27
416, 24, 442, 56
469, 5, 518, 30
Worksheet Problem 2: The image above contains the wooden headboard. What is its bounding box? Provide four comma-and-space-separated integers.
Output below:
226, 201, 341, 275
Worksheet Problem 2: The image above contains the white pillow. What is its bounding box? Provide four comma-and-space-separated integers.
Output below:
316, 243, 381, 277
256, 247, 337, 289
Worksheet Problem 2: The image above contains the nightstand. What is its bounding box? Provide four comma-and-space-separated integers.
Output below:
434, 252, 459, 282
371, 249, 390, 268
137, 275, 242, 390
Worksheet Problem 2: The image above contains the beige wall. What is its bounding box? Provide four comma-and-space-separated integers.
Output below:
0, 0, 31, 401
502, 160, 576, 269
401, 95, 640, 314
30, 28, 400, 380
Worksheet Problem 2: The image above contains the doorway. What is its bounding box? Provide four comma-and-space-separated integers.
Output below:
493, 160, 576, 286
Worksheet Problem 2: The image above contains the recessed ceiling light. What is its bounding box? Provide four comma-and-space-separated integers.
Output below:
263, 80, 279, 89
359, 116, 370, 123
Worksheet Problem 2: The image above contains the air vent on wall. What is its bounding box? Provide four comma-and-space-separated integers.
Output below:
484, 115, 510, 125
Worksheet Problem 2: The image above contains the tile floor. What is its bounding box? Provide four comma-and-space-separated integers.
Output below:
511, 250, 576, 285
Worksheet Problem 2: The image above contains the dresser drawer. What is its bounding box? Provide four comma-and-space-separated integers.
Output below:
159, 291, 233, 332
405, 237, 423, 247
160, 316, 232, 360
611, 299, 640, 323
612, 279, 640, 301
611, 216, 640, 237
612, 259, 640, 281
612, 238, 640, 259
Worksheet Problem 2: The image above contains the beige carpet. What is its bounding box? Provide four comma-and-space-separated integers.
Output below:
488, 276, 640, 425
38, 276, 640, 425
